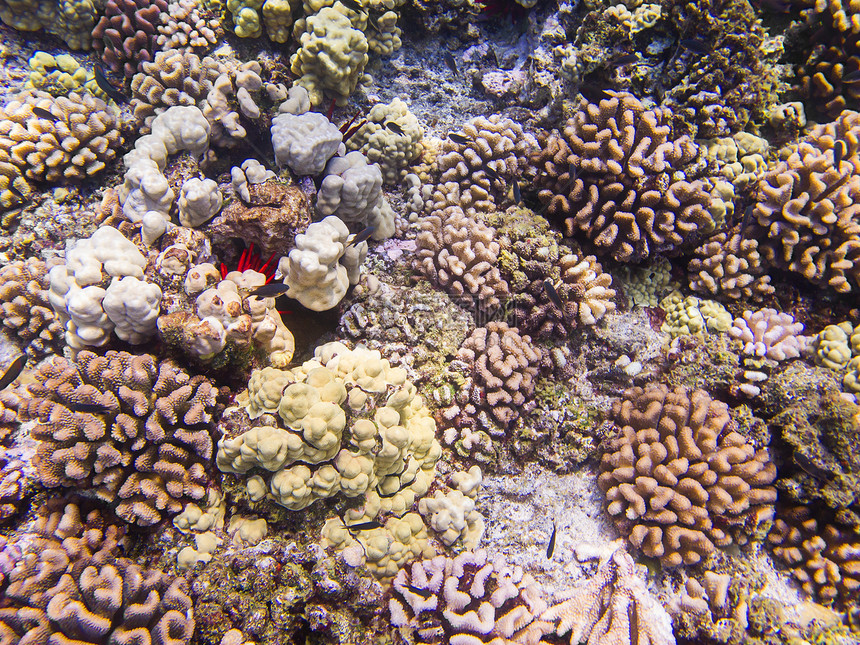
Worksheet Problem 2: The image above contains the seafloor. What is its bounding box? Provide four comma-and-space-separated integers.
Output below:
0, 0, 859, 644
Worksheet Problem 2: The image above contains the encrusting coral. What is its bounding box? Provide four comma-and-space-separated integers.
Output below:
0, 499, 195, 644
529, 91, 715, 262
752, 109, 860, 293
598, 385, 777, 566
22, 350, 219, 526
388, 549, 552, 644
0, 90, 121, 208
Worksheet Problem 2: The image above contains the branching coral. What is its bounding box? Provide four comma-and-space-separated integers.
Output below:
0, 257, 63, 358
22, 350, 219, 525
389, 549, 551, 644
598, 385, 777, 566
0, 500, 195, 644
92, 0, 170, 77
156, 0, 220, 52
529, 92, 715, 262
752, 110, 860, 293
687, 227, 774, 302
0, 91, 121, 208
0, 0, 100, 49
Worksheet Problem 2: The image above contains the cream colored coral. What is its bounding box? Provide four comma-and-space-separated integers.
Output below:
345, 98, 423, 184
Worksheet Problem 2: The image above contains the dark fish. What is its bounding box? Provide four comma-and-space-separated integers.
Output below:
679, 39, 711, 55
486, 45, 498, 68
32, 106, 56, 121
347, 225, 376, 247
738, 204, 755, 240
448, 132, 471, 145
444, 52, 458, 75
834, 140, 847, 168
345, 520, 383, 531
482, 164, 501, 181
404, 584, 433, 599
568, 162, 579, 183
385, 120, 405, 136
547, 522, 557, 559
339, 0, 366, 13
843, 69, 860, 84
512, 180, 521, 204
94, 64, 129, 103
614, 53, 639, 65
69, 401, 112, 414
579, 83, 611, 103
7, 183, 26, 199
0, 355, 25, 391
249, 282, 290, 298
543, 279, 563, 310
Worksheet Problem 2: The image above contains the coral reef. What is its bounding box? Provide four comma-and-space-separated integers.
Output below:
345, 97, 423, 184
529, 92, 714, 262
687, 227, 774, 302
0, 500, 195, 643
23, 350, 219, 525
92, 0, 170, 77
0, 257, 63, 358
598, 385, 777, 566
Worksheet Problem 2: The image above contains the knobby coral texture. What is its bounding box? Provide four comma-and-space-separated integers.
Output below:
22, 350, 219, 526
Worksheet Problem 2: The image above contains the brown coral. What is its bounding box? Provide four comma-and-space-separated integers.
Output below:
0, 257, 63, 357
92, 0, 169, 77
130, 48, 224, 129
687, 226, 774, 302
0, 91, 122, 208
457, 322, 542, 427
529, 92, 715, 262
598, 385, 777, 566
768, 504, 860, 608
22, 350, 219, 526
752, 110, 860, 293
0, 500, 195, 645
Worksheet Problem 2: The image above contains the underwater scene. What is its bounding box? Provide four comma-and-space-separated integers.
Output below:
0, 0, 859, 643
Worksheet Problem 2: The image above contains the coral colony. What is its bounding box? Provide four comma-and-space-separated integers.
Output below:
2, 0, 860, 644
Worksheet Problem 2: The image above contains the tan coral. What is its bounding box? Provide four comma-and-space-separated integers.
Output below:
22, 350, 219, 526
156, 0, 220, 52
687, 227, 774, 302
0, 91, 121, 208
529, 92, 715, 262
437, 114, 537, 214
0, 500, 195, 644
0, 257, 63, 357
752, 110, 860, 293
598, 385, 777, 566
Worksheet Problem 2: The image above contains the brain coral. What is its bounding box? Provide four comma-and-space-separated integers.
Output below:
0, 499, 195, 644
598, 385, 777, 566
752, 109, 860, 293
529, 92, 715, 262
22, 350, 219, 526
0, 91, 121, 208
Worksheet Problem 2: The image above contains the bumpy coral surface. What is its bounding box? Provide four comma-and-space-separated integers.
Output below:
752, 110, 860, 293
92, 0, 170, 76
598, 385, 777, 566
389, 549, 551, 644
0, 500, 195, 644
0, 91, 121, 208
0, 257, 62, 357
687, 227, 774, 302
23, 350, 219, 525
529, 92, 715, 262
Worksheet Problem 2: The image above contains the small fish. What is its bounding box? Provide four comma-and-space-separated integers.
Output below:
444, 52, 458, 75
448, 132, 471, 145
385, 120, 405, 136
346, 225, 376, 247
579, 83, 612, 103
249, 282, 290, 298
32, 106, 55, 121
843, 69, 860, 84
547, 522, 557, 559
404, 584, 433, 599
482, 164, 501, 181
69, 401, 112, 414
738, 204, 755, 240
834, 140, 847, 168
614, 53, 639, 65
568, 162, 579, 183
94, 64, 129, 103
0, 355, 26, 391
345, 520, 383, 531
679, 38, 711, 55
338, 0, 366, 13
486, 45, 498, 68
7, 183, 26, 199
512, 180, 521, 204
543, 279, 563, 310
